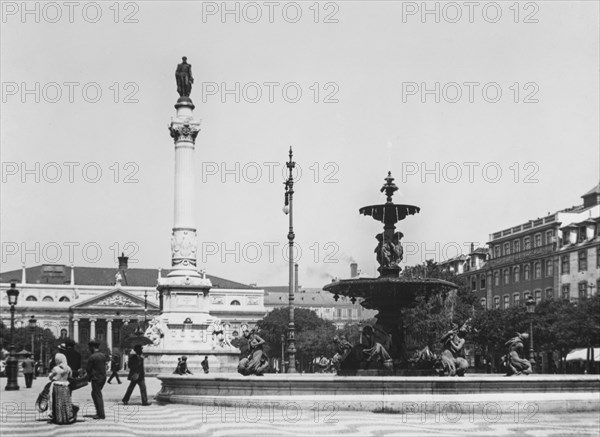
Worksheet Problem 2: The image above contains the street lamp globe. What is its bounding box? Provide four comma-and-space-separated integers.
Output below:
526, 295, 535, 313
7, 282, 19, 305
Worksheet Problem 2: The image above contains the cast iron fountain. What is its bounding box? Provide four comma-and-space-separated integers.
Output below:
324, 172, 457, 374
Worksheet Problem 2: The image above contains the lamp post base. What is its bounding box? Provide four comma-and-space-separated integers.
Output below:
4, 356, 20, 391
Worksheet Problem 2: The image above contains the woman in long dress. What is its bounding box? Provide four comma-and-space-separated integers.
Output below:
48, 353, 78, 424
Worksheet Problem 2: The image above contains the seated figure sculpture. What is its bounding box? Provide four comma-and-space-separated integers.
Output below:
336, 326, 393, 373
237, 328, 269, 376
435, 324, 469, 376
503, 333, 532, 376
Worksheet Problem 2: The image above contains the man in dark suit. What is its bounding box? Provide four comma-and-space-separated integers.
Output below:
86, 340, 106, 419
64, 339, 82, 377
21, 353, 35, 388
122, 345, 151, 406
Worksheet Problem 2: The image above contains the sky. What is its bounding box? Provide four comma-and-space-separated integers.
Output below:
1, 1, 599, 288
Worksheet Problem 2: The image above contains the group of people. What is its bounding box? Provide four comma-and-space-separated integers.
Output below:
32, 339, 151, 425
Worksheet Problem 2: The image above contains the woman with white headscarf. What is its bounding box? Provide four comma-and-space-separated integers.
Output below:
48, 352, 78, 424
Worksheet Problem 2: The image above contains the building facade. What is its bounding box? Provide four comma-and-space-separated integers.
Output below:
0, 257, 266, 358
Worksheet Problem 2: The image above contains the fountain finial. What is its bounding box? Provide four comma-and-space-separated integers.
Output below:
380, 171, 398, 203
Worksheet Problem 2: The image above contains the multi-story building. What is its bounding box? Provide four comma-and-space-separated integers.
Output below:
460, 184, 600, 309
0, 255, 266, 359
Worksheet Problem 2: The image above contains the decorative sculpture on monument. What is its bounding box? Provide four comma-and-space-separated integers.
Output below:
237, 327, 269, 376
502, 333, 532, 376
210, 320, 233, 349
175, 56, 194, 97
435, 323, 469, 376
144, 317, 167, 346
375, 231, 404, 269
335, 325, 393, 373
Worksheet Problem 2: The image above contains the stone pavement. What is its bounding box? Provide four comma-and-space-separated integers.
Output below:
1, 377, 599, 437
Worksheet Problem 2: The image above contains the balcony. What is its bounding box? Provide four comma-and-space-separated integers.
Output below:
488, 243, 555, 268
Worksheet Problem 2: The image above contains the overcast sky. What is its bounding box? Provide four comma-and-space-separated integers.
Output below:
1, 1, 598, 287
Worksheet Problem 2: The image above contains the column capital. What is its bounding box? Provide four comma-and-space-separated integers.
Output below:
169, 117, 201, 144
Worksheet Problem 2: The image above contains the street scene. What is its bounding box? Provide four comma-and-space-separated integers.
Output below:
1, 1, 599, 436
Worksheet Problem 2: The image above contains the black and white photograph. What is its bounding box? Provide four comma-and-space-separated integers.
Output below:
1, 1, 599, 436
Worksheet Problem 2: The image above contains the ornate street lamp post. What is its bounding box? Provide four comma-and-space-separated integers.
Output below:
283, 147, 297, 373
5, 282, 20, 391
28, 315, 36, 358
526, 296, 536, 371
280, 333, 285, 373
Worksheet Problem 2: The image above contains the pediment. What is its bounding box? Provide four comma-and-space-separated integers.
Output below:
71, 289, 158, 310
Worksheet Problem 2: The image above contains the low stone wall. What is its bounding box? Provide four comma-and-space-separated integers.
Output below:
155, 374, 600, 413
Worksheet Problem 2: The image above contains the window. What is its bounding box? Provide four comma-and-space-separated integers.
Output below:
513, 239, 521, 253
524, 264, 530, 280
494, 271, 500, 286
561, 255, 570, 274
59, 297, 70, 302
513, 293, 520, 306
535, 290, 542, 304
524, 236, 531, 250
230, 300, 241, 306
578, 251, 587, 271
513, 266, 520, 283
42, 296, 54, 302
546, 288, 553, 299
578, 227, 586, 242
503, 295, 510, 309
494, 296, 500, 309
534, 262, 541, 279
480, 275, 486, 290
494, 246, 500, 259
523, 291, 531, 301
480, 298, 487, 308
546, 230, 554, 245
471, 277, 477, 291
561, 284, 570, 299
578, 281, 588, 299
504, 269, 510, 285
534, 233, 542, 248
503, 242, 510, 256
26, 296, 37, 301
545, 259, 553, 277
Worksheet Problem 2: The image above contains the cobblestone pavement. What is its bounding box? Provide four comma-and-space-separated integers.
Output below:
1, 377, 598, 437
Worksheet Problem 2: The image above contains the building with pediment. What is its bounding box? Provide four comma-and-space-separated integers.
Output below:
0, 256, 266, 361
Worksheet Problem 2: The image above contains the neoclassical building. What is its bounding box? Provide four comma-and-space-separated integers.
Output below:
0, 256, 266, 358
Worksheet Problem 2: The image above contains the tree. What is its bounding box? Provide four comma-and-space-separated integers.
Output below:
255, 308, 337, 371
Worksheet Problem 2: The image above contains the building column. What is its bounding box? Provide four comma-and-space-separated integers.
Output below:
106, 319, 113, 351
90, 319, 96, 340
73, 318, 79, 343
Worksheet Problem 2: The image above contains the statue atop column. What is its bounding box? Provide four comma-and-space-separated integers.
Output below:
176, 56, 194, 97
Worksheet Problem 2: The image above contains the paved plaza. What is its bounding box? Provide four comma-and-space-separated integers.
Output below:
0, 376, 598, 437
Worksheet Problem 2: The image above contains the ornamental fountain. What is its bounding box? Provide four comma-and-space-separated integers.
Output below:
324, 172, 458, 374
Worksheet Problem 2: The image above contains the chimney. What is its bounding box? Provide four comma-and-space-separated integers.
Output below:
118, 252, 128, 270
470, 243, 474, 253
22, 265, 26, 284
70, 264, 75, 285
350, 263, 358, 278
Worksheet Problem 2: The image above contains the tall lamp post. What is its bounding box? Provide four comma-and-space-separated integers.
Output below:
28, 315, 36, 358
526, 296, 536, 372
283, 147, 297, 373
5, 282, 20, 391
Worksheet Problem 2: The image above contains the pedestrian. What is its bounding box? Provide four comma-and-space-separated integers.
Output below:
64, 339, 82, 377
122, 345, 151, 406
86, 340, 106, 420
48, 352, 78, 424
201, 356, 209, 374
22, 353, 35, 388
108, 354, 122, 384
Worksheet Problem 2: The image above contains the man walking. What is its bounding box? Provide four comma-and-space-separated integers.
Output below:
21, 353, 35, 388
122, 345, 151, 406
86, 340, 107, 419
64, 339, 82, 377
108, 354, 122, 384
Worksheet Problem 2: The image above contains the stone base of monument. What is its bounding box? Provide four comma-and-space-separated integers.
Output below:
155, 374, 600, 413
144, 351, 239, 375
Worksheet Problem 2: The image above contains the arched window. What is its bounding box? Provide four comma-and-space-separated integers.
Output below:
524, 264, 531, 280
230, 300, 241, 306
26, 296, 37, 301
59, 296, 70, 302
480, 298, 487, 308
43, 296, 54, 302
